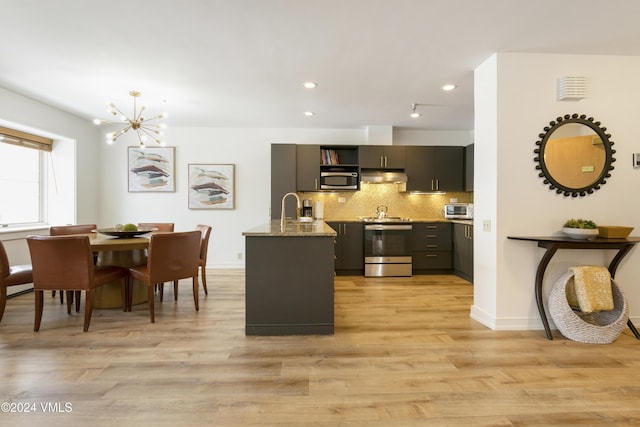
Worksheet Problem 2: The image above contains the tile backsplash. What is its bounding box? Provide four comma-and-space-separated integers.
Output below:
300, 183, 473, 220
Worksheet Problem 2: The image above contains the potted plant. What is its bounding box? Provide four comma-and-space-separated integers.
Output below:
562, 218, 599, 239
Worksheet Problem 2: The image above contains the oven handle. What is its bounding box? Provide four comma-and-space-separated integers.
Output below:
364, 224, 413, 231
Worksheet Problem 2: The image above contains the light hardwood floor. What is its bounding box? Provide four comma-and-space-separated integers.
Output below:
1, 270, 639, 426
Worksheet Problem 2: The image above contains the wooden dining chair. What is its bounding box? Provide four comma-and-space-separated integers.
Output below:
0, 240, 34, 323
49, 224, 98, 307
27, 235, 129, 332
128, 231, 201, 323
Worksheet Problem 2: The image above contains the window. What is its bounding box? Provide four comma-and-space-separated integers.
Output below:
0, 126, 52, 227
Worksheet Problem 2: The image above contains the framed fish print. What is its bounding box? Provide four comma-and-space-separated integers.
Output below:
188, 163, 235, 209
128, 146, 176, 192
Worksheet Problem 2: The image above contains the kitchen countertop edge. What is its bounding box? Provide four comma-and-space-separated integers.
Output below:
243, 220, 337, 237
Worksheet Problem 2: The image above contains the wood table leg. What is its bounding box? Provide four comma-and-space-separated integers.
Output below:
535, 244, 559, 340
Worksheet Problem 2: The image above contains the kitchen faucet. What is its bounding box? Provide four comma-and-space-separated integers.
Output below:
280, 192, 301, 229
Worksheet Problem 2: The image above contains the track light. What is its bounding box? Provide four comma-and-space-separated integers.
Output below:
410, 103, 421, 118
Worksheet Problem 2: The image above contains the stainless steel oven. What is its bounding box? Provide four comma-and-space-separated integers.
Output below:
363, 221, 412, 277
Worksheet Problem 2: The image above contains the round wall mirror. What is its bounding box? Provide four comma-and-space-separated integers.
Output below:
534, 114, 616, 197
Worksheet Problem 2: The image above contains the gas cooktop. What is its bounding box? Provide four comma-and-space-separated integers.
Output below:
361, 217, 412, 223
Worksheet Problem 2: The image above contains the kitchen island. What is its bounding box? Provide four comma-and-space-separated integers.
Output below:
242, 220, 337, 335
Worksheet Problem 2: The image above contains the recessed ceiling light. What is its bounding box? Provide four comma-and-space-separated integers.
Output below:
441, 84, 457, 91
303, 82, 317, 89
304, 111, 315, 116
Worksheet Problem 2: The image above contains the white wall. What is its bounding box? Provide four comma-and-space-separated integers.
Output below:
0, 87, 99, 265
393, 128, 474, 146
473, 53, 640, 330
470, 54, 499, 328
96, 127, 369, 267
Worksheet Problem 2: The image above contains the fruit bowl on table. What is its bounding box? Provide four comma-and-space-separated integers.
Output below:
561, 227, 599, 240
93, 227, 158, 238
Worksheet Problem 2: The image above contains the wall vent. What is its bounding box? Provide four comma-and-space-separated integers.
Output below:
557, 76, 587, 101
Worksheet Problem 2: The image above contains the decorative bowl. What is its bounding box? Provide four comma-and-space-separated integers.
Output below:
93, 227, 158, 238
597, 226, 634, 239
561, 227, 599, 240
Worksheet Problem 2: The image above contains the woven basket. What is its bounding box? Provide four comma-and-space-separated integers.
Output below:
549, 271, 628, 344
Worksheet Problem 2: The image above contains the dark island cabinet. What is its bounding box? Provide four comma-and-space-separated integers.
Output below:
296, 144, 321, 191
327, 221, 364, 274
359, 145, 406, 169
411, 222, 452, 273
405, 146, 464, 192
453, 222, 473, 282
245, 233, 335, 335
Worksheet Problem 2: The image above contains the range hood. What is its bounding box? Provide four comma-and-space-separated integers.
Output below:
360, 170, 408, 184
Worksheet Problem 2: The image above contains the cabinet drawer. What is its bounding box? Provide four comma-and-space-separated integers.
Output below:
412, 251, 452, 269
411, 223, 452, 251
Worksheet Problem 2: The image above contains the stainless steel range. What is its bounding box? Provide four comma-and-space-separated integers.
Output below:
362, 217, 413, 277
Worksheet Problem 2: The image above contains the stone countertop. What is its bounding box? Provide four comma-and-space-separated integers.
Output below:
242, 220, 337, 237
323, 217, 473, 225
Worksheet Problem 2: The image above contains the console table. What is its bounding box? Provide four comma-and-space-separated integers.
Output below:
507, 235, 640, 340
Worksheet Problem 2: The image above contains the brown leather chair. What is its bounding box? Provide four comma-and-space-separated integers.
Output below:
27, 235, 128, 332
0, 240, 34, 323
138, 223, 175, 299
163, 224, 212, 301
137, 223, 174, 232
128, 231, 201, 323
195, 224, 212, 295
49, 224, 98, 306
50, 224, 97, 236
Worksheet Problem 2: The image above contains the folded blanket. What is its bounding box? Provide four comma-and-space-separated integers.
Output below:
566, 266, 614, 313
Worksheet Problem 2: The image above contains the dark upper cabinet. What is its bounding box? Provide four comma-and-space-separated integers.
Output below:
359, 146, 406, 169
296, 145, 321, 191
271, 144, 297, 219
405, 146, 464, 192
465, 143, 474, 192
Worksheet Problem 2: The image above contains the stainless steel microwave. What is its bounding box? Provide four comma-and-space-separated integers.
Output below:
320, 171, 359, 190
444, 203, 474, 219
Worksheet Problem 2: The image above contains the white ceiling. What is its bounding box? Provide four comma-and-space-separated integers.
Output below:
2, 0, 640, 131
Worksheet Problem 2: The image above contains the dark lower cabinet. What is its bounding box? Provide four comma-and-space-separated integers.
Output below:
411, 222, 452, 273
453, 222, 473, 282
327, 221, 364, 275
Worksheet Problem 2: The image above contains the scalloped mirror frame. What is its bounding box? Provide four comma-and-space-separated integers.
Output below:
534, 113, 616, 197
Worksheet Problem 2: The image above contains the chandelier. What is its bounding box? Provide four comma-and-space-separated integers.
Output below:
93, 90, 167, 146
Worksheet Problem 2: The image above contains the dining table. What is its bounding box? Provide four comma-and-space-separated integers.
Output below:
89, 233, 151, 309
